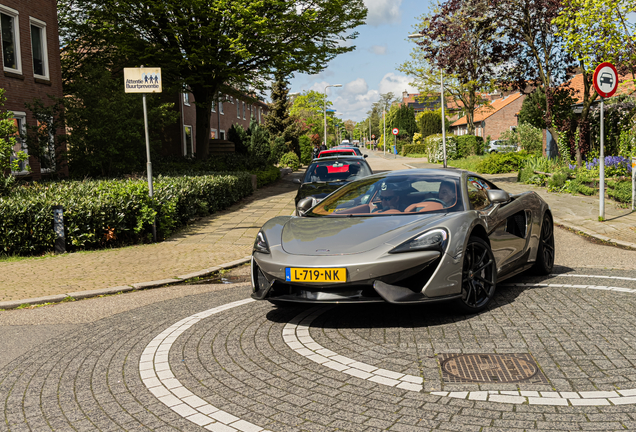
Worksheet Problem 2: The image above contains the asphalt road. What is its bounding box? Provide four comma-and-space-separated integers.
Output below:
2, 152, 636, 431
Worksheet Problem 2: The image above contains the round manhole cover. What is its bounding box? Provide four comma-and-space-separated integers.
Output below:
440, 353, 543, 383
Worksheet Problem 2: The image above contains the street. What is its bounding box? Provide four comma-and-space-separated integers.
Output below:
2, 152, 636, 431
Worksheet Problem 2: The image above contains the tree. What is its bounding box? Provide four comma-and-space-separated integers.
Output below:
59, 0, 367, 159
553, 0, 636, 163
417, 110, 443, 137
263, 74, 302, 157
517, 87, 575, 131
489, 0, 574, 159
401, 0, 503, 135
387, 104, 417, 140
64, 62, 178, 177
0, 89, 27, 195
290, 90, 331, 140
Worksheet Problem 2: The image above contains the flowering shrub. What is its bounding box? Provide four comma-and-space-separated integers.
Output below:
574, 156, 632, 177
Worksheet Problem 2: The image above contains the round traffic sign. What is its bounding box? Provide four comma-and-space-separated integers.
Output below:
392, 128, 399, 136
593, 62, 618, 98
371, 134, 375, 139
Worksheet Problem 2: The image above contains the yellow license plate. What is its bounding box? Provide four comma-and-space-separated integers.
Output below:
285, 267, 347, 283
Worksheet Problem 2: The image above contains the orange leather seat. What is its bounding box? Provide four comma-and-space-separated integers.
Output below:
405, 202, 444, 213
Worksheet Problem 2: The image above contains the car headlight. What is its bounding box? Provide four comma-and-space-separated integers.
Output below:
389, 228, 449, 254
253, 231, 270, 254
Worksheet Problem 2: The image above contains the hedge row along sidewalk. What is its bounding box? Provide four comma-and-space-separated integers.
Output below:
0, 171, 269, 255
0, 172, 301, 305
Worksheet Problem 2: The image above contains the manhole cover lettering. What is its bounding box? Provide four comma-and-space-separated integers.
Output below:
439, 353, 549, 384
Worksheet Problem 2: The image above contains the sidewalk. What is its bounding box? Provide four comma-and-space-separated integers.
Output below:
0, 173, 301, 306
1, 152, 634, 308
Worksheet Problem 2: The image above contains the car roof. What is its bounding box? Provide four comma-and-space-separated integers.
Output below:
311, 155, 366, 162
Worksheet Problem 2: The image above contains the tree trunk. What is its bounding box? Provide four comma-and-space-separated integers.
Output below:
466, 91, 475, 135
191, 84, 213, 160
577, 71, 596, 167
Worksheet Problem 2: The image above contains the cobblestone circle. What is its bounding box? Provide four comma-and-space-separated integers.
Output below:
3, 273, 636, 431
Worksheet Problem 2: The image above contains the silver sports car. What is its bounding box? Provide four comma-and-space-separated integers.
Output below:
251, 169, 554, 312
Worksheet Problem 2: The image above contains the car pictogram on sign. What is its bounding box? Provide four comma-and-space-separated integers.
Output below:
600, 72, 614, 88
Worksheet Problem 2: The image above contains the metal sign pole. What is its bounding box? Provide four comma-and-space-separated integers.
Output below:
440, 70, 447, 169
394, 133, 397, 159
632, 156, 636, 211
383, 107, 386, 156
600, 97, 605, 221
142, 93, 156, 242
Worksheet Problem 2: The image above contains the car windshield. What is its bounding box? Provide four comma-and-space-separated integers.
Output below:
307, 173, 464, 217
318, 150, 355, 157
304, 160, 372, 183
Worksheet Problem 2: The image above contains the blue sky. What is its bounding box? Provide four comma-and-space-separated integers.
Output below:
288, 0, 436, 122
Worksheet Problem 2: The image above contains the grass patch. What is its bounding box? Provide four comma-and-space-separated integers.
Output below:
447, 155, 488, 171
404, 153, 428, 158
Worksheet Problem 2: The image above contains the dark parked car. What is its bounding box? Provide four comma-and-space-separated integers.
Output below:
292, 156, 372, 216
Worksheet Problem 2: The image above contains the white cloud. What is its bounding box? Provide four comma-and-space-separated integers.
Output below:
343, 78, 368, 95
364, 0, 402, 26
370, 45, 387, 55
378, 72, 417, 96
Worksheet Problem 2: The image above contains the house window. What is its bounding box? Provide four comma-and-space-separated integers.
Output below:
37, 117, 56, 171
219, 99, 224, 114
211, 98, 215, 112
210, 128, 217, 139
183, 92, 190, 106
242, 102, 246, 120
10, 112, 28, 174
184, 125, 193, 156
0, 5, 21, 74
237, 98, 240, 118
258, 107, 262, 123
219, 129, 225, 140
30, 17, 48, 79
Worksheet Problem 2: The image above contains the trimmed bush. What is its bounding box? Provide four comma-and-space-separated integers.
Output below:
299, 135, 312, 165
607, 180, 632, 203
279, 152, 300, 171
475, 152, 528, 174
0, 173, 253, 255
253, 165, 280, 188
456, 135, 484, 158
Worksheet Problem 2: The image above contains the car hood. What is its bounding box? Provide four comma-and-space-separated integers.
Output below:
296, 182, 347, 203
280, 213, 450, 256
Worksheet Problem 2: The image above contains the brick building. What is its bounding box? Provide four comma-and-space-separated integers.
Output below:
0, 0, 66, 179
168, 89, 269, 158
450, 92, 525, 140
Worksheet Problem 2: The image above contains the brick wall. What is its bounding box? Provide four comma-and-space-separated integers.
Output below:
177, 92, 268, 156
0, 0, 66, 179
483, 95, 525, 140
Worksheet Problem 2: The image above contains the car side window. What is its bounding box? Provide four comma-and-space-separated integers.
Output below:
467, 176, 491, 210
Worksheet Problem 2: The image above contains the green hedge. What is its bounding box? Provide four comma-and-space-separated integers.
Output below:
0, 172, 253, 255
279, 152, 300, 171
475, 152, 529, 174
253, 165, 280, 188
456, 135, 484, 158
403, 143, 428, 155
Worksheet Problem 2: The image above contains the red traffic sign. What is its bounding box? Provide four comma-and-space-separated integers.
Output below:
371, 134, 376, 139
392, 128, 399, 136
593, 62, 618, 98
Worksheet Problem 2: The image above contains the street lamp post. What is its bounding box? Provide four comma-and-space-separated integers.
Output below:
324, 84, 342, 147
383, 102, 387, 156
408, 33, 447, 168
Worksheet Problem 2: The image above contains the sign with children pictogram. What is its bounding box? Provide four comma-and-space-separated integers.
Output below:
124, 67, 162, 93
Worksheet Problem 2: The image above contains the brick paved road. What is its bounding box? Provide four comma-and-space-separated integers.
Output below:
2, 266, 636, 431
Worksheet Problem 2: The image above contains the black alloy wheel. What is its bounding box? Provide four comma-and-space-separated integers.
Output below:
533, 213, 555, 275
456, 236, 496, 313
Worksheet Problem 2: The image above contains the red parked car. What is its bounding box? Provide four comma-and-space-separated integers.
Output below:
317, 149, 356, 158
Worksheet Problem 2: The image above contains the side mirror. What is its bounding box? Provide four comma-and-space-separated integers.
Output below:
487, 189, 511, 204
296, 197, 314, 216
363, 154, 368, 158
292, 178, 302, 184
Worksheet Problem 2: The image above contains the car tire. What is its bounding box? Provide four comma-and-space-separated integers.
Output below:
455, 236, 496, 314
532, 213, 555, 275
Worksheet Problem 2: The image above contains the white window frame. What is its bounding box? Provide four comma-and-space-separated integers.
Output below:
219, 129, 226, 140
237, 98, 240, 118
10, 111, 29, 175
242, 101, 246, 120
183, 91, 190, 106
211, 98, 216, 112
210, 128, 217, 140
0, 5, 22, 75
38, 115, 56, 173
219, 99, 224, 115
29, 16, 49, 80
